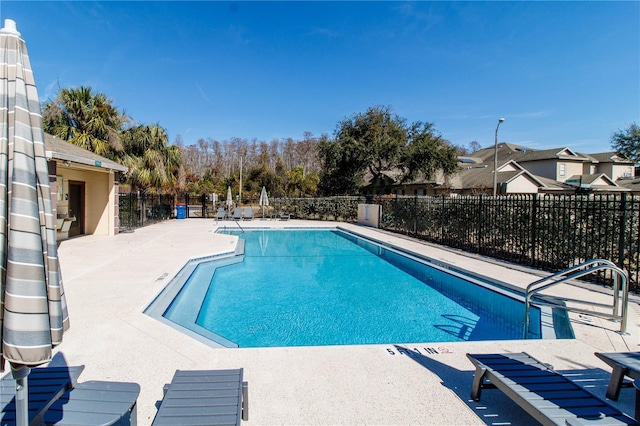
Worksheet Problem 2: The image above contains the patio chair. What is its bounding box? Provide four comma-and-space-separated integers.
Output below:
467, 352, 637, 425
216, 207, 227, 220
232, 207, 243, 220
243, 207, 254, 221
152, 369, 248, 425
43, 380, 140, 426
279, 211, 290, 221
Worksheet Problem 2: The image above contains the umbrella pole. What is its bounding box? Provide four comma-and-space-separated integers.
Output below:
11, 365, 31, 426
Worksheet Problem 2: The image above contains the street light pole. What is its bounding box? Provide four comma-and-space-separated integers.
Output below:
493, 117, 505, 197
239, 156, 243, 206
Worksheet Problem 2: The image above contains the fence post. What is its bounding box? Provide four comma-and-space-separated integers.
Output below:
140, 192, 145, 227
413, 195, 417, 236
531, 193, 538, 267
441, 194, 445, 242
477, 194, 483, 254
618, 192, 627, 269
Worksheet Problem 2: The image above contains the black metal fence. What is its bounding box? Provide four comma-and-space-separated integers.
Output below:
117, 192, 640, 291
373, 193, 640, 292
118, 193, 174, 231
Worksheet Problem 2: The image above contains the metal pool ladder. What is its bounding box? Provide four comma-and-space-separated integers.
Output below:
523, 259, 629, 338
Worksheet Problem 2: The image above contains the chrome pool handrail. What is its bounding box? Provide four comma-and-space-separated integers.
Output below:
232, 218, 245, 233
523, 259, 629, 338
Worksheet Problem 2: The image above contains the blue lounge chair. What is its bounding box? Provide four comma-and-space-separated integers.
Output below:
232, 208, 243, 220
467, 352, 637, 425
243, 207, 253, 221
216, 207, 227, 220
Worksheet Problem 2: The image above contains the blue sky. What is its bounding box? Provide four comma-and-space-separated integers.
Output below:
2, 1, 638, 153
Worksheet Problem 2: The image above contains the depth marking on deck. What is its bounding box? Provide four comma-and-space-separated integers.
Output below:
155, 272, 169, 281
386, 346, 452, 356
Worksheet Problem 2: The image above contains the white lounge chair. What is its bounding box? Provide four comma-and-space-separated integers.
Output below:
216, 207, 227, 220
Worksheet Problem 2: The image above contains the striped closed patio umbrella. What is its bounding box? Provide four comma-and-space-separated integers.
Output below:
0, 19, 69, 425
226, 186, 233, 211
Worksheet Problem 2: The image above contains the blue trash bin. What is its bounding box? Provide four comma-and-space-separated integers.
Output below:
176, 204, 186, 219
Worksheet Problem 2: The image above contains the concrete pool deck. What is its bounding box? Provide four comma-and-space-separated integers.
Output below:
52, 218, 639, 425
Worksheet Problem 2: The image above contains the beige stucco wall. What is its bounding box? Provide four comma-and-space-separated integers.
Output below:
519, 159, 584, 182
559, 162, 585, 182
582, 161, 635, 181
56, 165, 117, 236
505, 176, 540, 193
519, 160, 558, 180
591, 176, 611, 186
605, 164, 634, 180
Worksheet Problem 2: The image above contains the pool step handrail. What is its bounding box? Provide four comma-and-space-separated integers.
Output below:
523, 259, 629, 338
232, 218, 245, 233
220, 220, 245, 233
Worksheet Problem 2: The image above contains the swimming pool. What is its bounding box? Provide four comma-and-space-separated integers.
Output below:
145, 228, 562, 348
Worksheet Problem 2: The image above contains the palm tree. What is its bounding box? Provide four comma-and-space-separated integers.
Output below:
42, 86, 126, 159
120, 124, 183, 194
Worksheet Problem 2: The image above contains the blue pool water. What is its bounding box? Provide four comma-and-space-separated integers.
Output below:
160, 229, 543, 348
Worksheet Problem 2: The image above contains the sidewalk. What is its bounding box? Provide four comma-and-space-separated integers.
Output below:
53, 219, 639, 425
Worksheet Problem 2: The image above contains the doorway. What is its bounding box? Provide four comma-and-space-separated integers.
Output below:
68, 181, 85, 237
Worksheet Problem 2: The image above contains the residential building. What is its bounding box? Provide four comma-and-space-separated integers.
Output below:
509, 147, 589, 183
362, 142, 631, 196
581, 152, 635, 181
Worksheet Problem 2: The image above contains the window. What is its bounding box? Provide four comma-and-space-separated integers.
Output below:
590, 165, 597, 174
559, 163, 566, 177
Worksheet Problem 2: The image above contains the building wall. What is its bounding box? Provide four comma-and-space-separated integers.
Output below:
606, 164, 634, 180
113, 181, 120, 235
48, 161, 59, 224
583, 163, 598, 175
582, 162, 634, 180
518, 159, 584, 182
559, 162, 584, 182
505, 176, 540, 193
54, 162, 119, 237
518, 160, 558, 180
